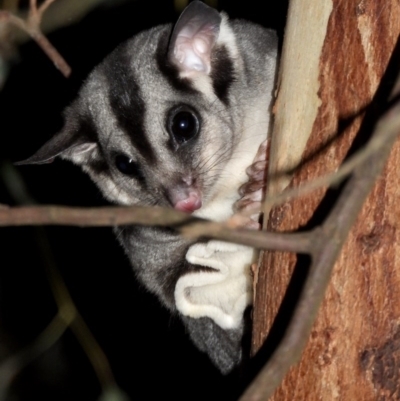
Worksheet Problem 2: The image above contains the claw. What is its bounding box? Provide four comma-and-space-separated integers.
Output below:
234, 139, 269, 229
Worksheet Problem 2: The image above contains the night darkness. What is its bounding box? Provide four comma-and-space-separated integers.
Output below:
0, 1, 288, 400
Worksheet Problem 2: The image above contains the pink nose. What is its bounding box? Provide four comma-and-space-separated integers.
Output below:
174, 192, 202, 213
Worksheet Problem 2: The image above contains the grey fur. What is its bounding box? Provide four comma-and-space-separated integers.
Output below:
18, 1, 277, 374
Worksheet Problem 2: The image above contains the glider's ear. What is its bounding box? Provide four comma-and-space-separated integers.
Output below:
168, 0, 221, 77
16, 113, 98, 166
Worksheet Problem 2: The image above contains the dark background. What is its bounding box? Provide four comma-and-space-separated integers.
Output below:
0, 1, 288, 400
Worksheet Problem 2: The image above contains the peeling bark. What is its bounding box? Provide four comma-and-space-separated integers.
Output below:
252, 0, 400, 399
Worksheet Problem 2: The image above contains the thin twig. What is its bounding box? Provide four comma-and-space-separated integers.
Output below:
0, 312, 72, 399
0, 271, 116, 396
37, 0, 56, 17
0, 204, 316, 254
29, 0, 36, 14
36, 228, 119, 391
263, 114, 399, 209
0, 0, 71, 77
180, 220, 315, 253
0, 204, 191, 227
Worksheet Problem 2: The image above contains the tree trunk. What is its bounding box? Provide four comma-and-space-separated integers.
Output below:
252, 0, 400, 399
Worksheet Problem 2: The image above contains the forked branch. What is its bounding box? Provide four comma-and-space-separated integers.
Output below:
0, 0, 71, 77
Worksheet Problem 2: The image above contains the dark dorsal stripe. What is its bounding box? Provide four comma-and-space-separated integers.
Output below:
103, 43, 155, 163
210, 45, 236, 105
76, 115, 98, 143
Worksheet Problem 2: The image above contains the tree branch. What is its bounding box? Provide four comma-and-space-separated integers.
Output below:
238, 69, 400, 401
0, 204, 314, 254
0, 0, 71, 77
263, 108, 398, 209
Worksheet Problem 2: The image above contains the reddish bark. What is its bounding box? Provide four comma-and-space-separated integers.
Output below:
252, 1, 400, 399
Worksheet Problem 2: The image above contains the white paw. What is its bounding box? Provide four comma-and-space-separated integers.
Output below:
175, 240, 254, 329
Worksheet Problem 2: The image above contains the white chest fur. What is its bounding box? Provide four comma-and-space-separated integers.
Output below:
175, 93, 271, 329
